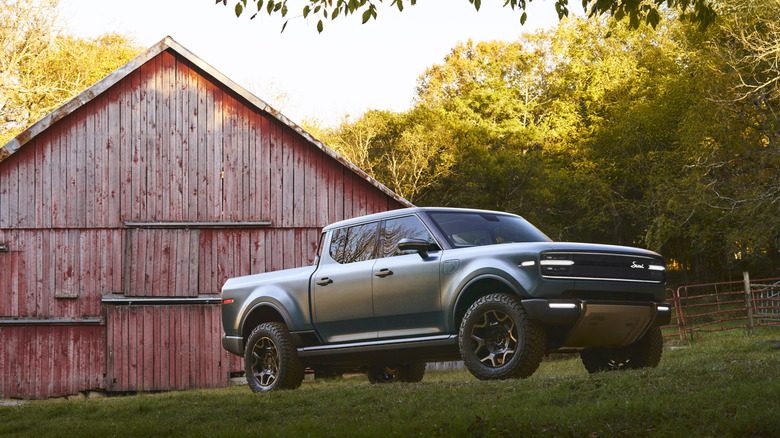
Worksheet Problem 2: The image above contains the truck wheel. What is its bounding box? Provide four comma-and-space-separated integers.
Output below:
366, 362, 426, 383
404, 362, 426, 383
459, 293, 545, 380
580, 326, 663, 373
244, 322, 305, 392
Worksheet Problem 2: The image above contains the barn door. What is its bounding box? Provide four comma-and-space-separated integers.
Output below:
122, 228, 201, 297
105, 303, 227, 392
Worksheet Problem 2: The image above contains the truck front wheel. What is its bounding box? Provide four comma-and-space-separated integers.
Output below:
459, 293, 545, 380
244, 322, 305, 392
580, 326, 663, 373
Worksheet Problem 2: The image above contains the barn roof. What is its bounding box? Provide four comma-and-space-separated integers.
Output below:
0, 36, 412, 208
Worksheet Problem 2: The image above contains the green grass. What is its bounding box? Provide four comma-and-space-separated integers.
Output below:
2, 328, 779, 437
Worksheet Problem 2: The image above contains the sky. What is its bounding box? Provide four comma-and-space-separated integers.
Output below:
58, 0, 562, 127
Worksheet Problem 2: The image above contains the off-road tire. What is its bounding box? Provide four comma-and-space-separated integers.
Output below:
403, 362, 426, 383
459, 293, 546, 380
580, 326, 663, 373
366, 362, 426, 383
244, 322, 305, 392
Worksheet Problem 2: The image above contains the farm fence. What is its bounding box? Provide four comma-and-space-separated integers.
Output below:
662, 274, 780, 341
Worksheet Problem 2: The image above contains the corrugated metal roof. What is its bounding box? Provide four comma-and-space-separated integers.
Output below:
0, 36, 413, 208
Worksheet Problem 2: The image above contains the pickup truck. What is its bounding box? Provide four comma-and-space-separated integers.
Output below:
221, 207, 671, 391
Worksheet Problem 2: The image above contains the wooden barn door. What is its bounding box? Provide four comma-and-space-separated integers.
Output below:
122, 228, 201, 297
105, 303, 226, 391
105, 227, 227, 391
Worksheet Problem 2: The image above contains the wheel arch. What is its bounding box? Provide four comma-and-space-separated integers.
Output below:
452, 274, 525, 330
241, 302, 290, 343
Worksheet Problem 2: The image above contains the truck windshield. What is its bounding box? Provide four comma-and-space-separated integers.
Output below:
428, 211, 551, 248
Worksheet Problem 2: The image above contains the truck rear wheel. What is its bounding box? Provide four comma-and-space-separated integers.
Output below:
459, 293, 545, 380
244, 322, 305, 392
366, 362, 426, 383
580, 326, 663, 373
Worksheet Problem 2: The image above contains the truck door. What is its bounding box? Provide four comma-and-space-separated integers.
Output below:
311, 222, 379, 343
372, 215, 444, 339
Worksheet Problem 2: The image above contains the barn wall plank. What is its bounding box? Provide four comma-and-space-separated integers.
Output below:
107, 84, 121, 227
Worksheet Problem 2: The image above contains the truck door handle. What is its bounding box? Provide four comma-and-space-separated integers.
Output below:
316, 277, 333, 286
374, 269, 393, 278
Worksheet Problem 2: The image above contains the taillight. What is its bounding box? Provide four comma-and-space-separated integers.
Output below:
222, 298, 234, 304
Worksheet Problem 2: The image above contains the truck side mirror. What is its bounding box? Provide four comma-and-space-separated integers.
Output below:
398, 238, 431, 258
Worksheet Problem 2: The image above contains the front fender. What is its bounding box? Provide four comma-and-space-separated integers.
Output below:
442, 261, 535, 333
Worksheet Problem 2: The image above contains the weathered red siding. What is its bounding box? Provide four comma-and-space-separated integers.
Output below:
0, 42, 407, 399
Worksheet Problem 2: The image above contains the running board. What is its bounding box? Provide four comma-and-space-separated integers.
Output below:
296, 335, 457, 358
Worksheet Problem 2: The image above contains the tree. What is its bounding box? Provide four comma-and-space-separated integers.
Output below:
1, 0, 142, 145
322, 108, 456, 203
218, 0, 716, 33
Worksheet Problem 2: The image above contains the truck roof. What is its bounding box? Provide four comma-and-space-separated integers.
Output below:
321, 207, 522, 231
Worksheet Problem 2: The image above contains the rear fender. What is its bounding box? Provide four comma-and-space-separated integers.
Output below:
239, 285, 312, 336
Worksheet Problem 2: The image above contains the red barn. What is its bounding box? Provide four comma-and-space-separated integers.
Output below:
0, 37, 411, 399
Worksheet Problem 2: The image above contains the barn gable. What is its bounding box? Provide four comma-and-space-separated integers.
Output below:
0, 37, 411, 399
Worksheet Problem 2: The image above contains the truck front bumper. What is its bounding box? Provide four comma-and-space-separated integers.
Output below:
523, 299, 672, 349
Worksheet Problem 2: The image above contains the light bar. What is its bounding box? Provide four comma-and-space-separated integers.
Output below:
222, 298, 234, 304
519, 261, 536, 267
648, 265, 666, 271
540, 260, 575, 266
657, 305, 670, 312
549, 303, 577, 309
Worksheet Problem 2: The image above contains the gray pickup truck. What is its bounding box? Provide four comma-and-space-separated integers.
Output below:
221, 207, 671, 391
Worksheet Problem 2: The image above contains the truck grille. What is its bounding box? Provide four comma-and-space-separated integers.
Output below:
540, 252, 665, 283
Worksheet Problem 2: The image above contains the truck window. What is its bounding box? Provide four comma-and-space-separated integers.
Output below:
329, 222, 379, 264
380, 216, 438, 258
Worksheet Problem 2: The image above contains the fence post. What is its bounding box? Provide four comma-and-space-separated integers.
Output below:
743, 271, 754, 334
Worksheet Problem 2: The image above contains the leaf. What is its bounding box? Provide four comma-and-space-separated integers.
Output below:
474, 0, 481, 11
267, 0, 274, 13
362, 8, 371, 23
317, 19, 323, 32
332, 7, 340, 19
520, 11, 527, 25
395, 0, 404, 12
256, 0, 263, 10
235, 3, 243, 16
281, 20, 288, 32
646, 8, 660, 29
303, 5, 310, 17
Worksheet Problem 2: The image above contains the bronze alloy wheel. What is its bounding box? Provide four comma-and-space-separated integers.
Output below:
250, 336, 280, 388
459, 293, 545, 380
470, 309, 518, 368
244, 322, 305, 392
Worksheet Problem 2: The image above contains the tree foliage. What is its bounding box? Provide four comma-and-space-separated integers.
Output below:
324, 12, 779, 283
217, 0, 716, 33
0, 0, 142, 145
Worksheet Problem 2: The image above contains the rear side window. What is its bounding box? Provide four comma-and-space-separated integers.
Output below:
329, 222, 379, 264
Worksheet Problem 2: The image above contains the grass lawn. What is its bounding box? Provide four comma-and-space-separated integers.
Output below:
1, 328, 779, 437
